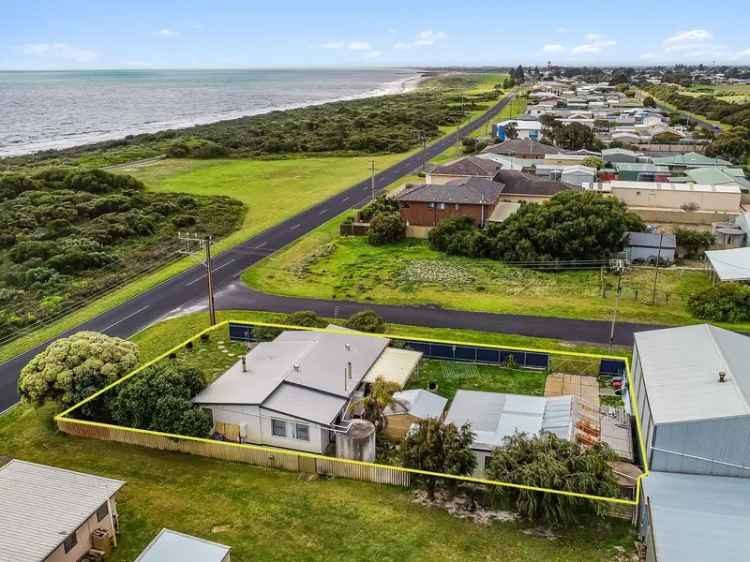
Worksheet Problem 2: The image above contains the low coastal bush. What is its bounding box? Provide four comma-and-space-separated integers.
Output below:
687, 283, 750, 322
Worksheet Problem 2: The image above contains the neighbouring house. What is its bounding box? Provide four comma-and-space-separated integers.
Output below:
625, 231, 677, 264
192, 330, 421, 455
492, 169, 576, 203
444, 390, 577, 476
542, 153, 591, 167
586, 181, 741, 213
602, 147, 643, 164
705, 247, 750, 282
630, 324, 750, 477
135, 529, 231, 562
0, 460, 124, 562
493, 118, 543, 141
652, 152, 733, 171
382, 389, 448, 441
683, 166, 750, 191
638, 471, 750, 562
613, 162, 671, 182
426, 156, 502, 185
560, 165, 597, 187
630, 324, 750, 562
396, 177, 505, 228
476, 152, 544, 170
481, 138, 564, 160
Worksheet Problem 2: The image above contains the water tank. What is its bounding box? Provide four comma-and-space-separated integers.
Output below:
336, 420, 376, 462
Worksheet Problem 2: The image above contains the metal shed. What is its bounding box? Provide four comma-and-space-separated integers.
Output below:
631, 324, 750, 478
705, 247, 750, 282
135, 529, 231, 562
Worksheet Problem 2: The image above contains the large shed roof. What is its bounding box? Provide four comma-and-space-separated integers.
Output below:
705, 247, 750, 281
444, 390, 576, 451
643, 471, 750, 562
0, 460, 125, 562
634, 324, 750, 424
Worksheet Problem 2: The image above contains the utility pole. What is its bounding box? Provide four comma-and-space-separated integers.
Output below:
609, 259, 625, 352
369, 159, 376, 201
651, 232, 664, 305
178, 232, 217, 326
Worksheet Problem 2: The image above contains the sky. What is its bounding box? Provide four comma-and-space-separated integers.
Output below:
2, 0, 750, 70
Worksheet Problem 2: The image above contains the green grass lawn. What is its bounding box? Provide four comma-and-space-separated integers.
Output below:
242, 213, 717, 328
407, 360, 547, 401
0, 307, 635, 562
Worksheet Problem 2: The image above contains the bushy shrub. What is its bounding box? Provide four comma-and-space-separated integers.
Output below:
368, 211, 406, 245
18, 331, 139, 414
687, 283, 750, 322
110, 363, 211, 437
254, 310, 328, 341
358, 195, 400, 222
675, 228, 714, 259
345, 310, 386, 333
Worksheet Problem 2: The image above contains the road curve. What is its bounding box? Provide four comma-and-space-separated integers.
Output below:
0, 92, 518, 412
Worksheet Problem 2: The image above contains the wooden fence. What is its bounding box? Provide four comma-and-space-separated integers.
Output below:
57, 418, 411, 488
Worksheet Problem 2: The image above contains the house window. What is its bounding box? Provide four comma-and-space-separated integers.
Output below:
438, 202, 446, 210
96, 501, 109, 522
271, 419, 287, 437
454, 203, 460, 210
427, 202, 435, 208
295, 423, 310, 441
63, 531, 78, 554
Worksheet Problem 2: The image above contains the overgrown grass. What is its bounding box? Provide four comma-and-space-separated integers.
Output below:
242, 216, 715, 327
407, 360, 547, 401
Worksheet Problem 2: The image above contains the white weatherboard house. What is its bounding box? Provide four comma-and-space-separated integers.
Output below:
631, 324, 750, 477
192, 330, 421, 454
0, 460, 124, 562
444, 390, 576, 476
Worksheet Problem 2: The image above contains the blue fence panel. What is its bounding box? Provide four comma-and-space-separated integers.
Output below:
525, 352, 550, 370
405, 341, 431, 355
454, 346, 478, 362
476, 348, 500, 363
229, 323, 254, 342
430, 344, 453, 359
600, 359, 626, 377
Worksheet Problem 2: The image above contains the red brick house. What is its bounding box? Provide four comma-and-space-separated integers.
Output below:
397, 177, 504, 227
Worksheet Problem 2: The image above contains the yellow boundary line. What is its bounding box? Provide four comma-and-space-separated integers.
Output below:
55, 319, 649, 506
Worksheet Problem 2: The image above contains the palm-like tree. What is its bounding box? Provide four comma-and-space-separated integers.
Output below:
348, 376, 402, 432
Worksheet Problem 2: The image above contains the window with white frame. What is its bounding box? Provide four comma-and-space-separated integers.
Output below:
427, 202, 435, 208
438, 202, 446, 210
96, 501, 109, 522
295, 423, 310, 441
271, 418, 287, 437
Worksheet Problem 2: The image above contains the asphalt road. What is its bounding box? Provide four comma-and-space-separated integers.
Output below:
0, 93, 522, 413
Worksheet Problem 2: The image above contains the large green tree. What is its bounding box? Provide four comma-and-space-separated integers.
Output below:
110, 363, 211, 437
486, 433, 619, 526
18, 331, 139, 415
400, 419, 476, 499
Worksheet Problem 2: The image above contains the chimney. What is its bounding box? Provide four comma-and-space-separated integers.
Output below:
719, 371, 727, 383
241, 356, 247, 373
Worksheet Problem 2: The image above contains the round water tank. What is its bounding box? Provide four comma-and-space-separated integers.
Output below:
336, 419, 376, 462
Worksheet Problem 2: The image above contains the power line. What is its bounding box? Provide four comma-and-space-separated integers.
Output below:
178, 232, 217, 326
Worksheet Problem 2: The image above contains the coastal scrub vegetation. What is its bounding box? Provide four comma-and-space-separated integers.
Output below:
0, 168, 244, 341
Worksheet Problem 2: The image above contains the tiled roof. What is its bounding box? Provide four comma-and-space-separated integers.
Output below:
481, 138, 563, 157
430, 156, 502, 177
492, 169, 574, 197
397, 177, 505, 204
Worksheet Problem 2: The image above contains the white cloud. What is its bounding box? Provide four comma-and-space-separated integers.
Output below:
392, 30, 446, 50
363, 50, 383, 59
322, 41, 345, 49
348, 41, 371, 50
735, 47, 750, 59
158, 28, 179, 37
543, 44, 566, 53
665, 29, 712, 45
21, 42, 97, 63
571, 34, 616, 55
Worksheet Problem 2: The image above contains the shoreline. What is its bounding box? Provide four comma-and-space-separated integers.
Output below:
0, 72, 425, 159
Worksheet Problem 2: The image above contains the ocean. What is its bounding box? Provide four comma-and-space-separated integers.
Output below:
0, 68, 422, 157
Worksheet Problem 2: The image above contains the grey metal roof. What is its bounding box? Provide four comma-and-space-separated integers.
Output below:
634, 324, 750, 424
263, 382, 347, 425
444, 390, 575, 450
492, 170, 574, 197
643, 471, 750, 562
194, 330, 389, 425
482, 138, 563, 157
0, 460, 125, 562
135, 529, 230, 562
397, 177, 504, 205
705, 247, 750, 281
627, 231, 677, 250
386, 389, 447, 419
